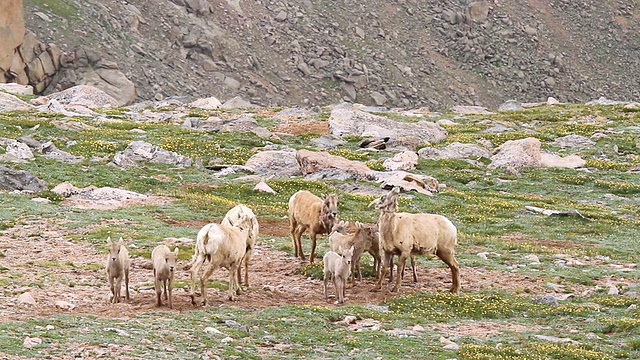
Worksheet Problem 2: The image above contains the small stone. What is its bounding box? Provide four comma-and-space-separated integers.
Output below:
18, 292, 36, 305
343, 316, 357, 324
23, 336, 42, 348
221, 336, 234, 343
412, 325, 425, 332
204, 327, 223, 334
608, 285, 619, 295
55, 300, 76, 310
46, 325, 55, 330
253, 181, 276, 194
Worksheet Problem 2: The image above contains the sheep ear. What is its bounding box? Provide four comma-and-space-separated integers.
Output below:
392, 187, 400, 194
350, 245, 355, 252
118, 237, 124, 245
106, 236, 112, 245
338, 245, 343, 253
174, 247, 179, 255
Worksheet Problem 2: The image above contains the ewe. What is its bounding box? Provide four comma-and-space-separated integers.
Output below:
190, 212, 252, 305
288, 190, 338, 262
221, 204, 259, 288
329, 221, 380, 283
371, 187, 460, 293
105, 237, 130, 303
323, 245, 354, 304
152, 245, 179, 308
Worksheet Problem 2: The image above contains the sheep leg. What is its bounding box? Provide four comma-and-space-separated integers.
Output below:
336, 276, 345, 303
108, 275, 115, 303
189, 254, 206, 306
124, 267, 130, 301
114, 275, 122, 303
323, 271, 330, 301
163, 278, 168, 301
290, 220, 300, 259
168, 277, 173, 309
391, 253, 409, 293
372, 251, 392, 291
155, 275, 162, 307
200, 263, 218, 306
309, 232, 317, 263
437, 248, 461, 293
228, 264, 239, 301
388, 254, 394, 283
293, 225, 306, 260
410, 256, 418, 283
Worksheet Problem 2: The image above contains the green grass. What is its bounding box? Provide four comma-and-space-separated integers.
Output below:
2, 104, 640, 359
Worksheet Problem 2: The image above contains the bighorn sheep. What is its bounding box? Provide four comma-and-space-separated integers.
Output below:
371, 187, 460, 293
329, 221, 380, 283
323, 245, 354, 304
105, 237, 130, 303
190, 214, 251, 306
221, 204, 259, 287
152, 245, 179, 308
288, 190, 338, 262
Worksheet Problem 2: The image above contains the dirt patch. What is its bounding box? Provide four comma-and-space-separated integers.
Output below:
0, 218, 598, 323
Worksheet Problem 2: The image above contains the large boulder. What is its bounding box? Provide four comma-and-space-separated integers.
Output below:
0, 92, 33, 112
78, 61, 136, 106
418, 142, 492, 161
0, 0, 25, 77
296, 149, 372, 180
244, 150, 300, 178
328, 104, 447, 150
46, 85, 119, 108
540, 153, 586, 169
383, 151, 418, 171
489, 137, 541, 169
0, 166, 47, 192
111, 141, 192, 168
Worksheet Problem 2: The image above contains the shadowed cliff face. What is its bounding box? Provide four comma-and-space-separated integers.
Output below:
0, 0, 25, 80
14, 0, 640, 108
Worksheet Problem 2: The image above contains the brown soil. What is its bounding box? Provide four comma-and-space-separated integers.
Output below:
0, 217, 600, 322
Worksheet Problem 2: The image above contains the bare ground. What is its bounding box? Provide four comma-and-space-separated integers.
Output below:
0, 216, 600, 323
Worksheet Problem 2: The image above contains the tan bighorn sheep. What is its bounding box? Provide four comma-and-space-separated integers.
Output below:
323, 245, 354, 304
190, 213, 251, 306
152, 245, 179, 308
288, 190, 338, 262
221, 204, 259, 288
105, 237, 130, 303
371, 187, 460, 293
329, 221, 379, 283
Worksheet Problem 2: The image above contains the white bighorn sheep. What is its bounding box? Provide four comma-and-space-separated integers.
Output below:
190, 214, 251, 306
152, 245, 179, 308
323, 245, 354, 304
288, 190, 338, 262
221, 204, 259, 288
105, 237, 130, 303
329, 221, 379, 283
370, 187, 460, 293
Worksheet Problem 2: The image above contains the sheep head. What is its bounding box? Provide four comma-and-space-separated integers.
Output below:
107, 237, 124, 262
331, 220, 349, 234
376, 187, 400, 213
338, 245, 355, 265
165, 248, 179, 273
320, 193, 339, 231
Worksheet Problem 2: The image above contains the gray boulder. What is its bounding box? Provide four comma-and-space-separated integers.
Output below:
112, 141, 192, 168
0, 92, 33, 112
489, 137, 541, 169
46, 85, 119, 108
328, 104, 447, 150
418, 142, 491, 161
0, 166, 46, 192
383, 151, 418, 171
296, 149, 372, 180
552, 135, 595, 149
244, 149, 300, 178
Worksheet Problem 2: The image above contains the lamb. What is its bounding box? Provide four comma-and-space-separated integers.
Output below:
189, 214, 251, 306
323, 245, 354, 304
221, 204, 259, 288
152, 245, 179, 308
329, 221, 380, 283
288, 190, 338, 262
105, 237, 130, 303
371, 187, 460, 293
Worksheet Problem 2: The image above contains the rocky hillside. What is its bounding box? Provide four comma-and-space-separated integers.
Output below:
19, 0, 640, 109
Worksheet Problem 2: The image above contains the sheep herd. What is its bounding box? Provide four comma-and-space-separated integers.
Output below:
105, 187, 460, 307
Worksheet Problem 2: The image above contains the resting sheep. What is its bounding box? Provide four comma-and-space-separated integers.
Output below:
152, 245, 179, 308
105, 237, 130, 303
323, 245, 354, 304
221, 204, 259, 288
288, 190, 338, 262
371, 187, 460, 293
329, 221, 379, 283
190, 215, 251, 305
